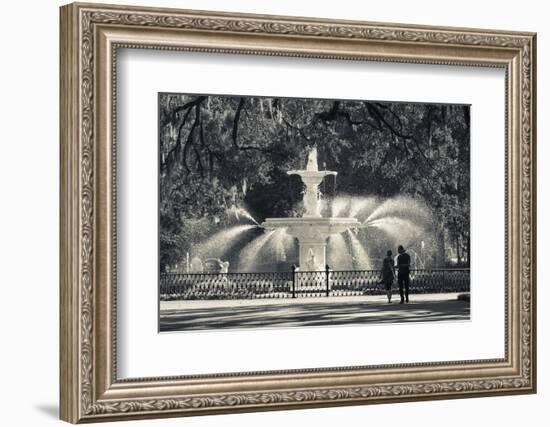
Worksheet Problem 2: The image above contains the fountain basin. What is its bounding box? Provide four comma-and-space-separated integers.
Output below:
287, 170, 336, 179
261, 217, 360, 271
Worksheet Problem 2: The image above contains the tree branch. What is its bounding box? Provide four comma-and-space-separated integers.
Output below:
231, 97, 274, 152
161, 96, 205, 173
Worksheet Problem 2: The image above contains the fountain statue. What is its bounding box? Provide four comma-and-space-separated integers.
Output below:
261, 147, 360, 271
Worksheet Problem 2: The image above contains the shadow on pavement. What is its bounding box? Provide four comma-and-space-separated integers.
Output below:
160, 299, 470, 332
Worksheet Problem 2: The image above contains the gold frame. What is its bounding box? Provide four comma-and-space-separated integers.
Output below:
60, 2, 537, 423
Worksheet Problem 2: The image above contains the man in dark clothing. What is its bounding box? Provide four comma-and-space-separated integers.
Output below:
396, 245, 411, 304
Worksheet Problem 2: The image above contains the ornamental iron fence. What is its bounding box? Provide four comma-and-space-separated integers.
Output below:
160, 268, 470, 301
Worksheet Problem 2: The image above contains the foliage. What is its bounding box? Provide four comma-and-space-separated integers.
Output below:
159, 94, 470, 271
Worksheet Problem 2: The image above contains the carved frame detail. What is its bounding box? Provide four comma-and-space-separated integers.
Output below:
60, 2, 536, 423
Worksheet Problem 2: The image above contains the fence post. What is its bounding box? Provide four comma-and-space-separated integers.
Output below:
292, 265, 296, 298
325, 264, 330, 297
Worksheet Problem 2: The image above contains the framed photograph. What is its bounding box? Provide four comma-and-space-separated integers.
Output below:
60, 2, 537, 423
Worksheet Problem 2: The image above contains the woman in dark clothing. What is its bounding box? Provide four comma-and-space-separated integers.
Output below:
381, 250, 395, 303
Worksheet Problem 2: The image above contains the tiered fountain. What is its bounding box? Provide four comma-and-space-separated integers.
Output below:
261, 147, 360, 271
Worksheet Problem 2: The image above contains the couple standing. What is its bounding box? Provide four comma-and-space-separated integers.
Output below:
381, 245, 411, 304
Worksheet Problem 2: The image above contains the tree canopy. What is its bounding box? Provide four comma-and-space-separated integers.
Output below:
159, 93, 470, 271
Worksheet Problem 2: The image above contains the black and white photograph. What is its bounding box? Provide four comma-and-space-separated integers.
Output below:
158, 93, 471, 332
1, 0, 542, 424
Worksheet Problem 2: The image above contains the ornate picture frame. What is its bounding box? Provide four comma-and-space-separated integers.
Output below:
60, 2, 536, 423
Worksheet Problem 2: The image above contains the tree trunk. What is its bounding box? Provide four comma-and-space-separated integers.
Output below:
435, 224, 446, 267
455, 234, 462, 266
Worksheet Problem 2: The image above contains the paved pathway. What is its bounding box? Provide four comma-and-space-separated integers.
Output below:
160, 293, 470, 332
